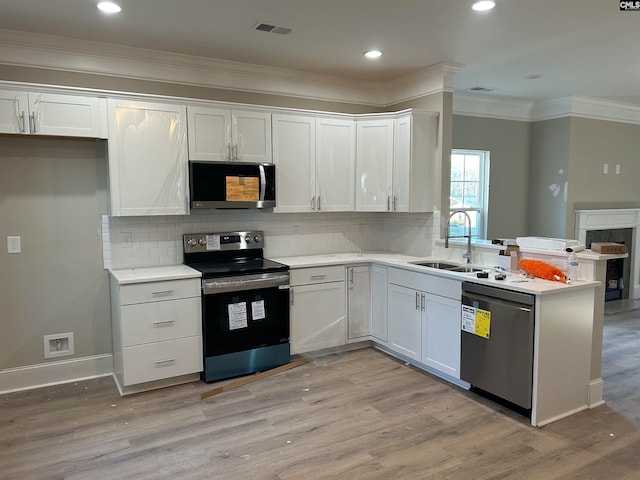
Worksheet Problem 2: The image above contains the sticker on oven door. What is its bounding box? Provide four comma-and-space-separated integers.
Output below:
251, 300, 266, 320
461, 305, 491, 339
228, 302, 248, 330
206, 235, 221, 250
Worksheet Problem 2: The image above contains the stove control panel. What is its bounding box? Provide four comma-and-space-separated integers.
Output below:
183, 231, 265, 253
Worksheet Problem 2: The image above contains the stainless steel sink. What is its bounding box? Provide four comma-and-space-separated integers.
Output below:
409, 260, 483, 273
409, 261, 460, 269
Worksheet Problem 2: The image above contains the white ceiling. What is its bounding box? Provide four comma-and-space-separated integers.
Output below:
1, 0, 639, 106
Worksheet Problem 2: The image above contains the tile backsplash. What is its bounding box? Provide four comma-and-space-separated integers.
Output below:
102, 210, 437, 270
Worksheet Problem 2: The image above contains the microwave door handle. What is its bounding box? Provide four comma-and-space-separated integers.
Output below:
258, 164, 266, 202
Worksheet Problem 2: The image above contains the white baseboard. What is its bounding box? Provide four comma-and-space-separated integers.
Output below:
0, 354, 113, 394
588, 378, 605, 408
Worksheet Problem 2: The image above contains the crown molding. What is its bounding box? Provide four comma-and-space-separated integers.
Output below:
532, 96, 640, 124
0, 28, 455, 107
453, 92, 533, 121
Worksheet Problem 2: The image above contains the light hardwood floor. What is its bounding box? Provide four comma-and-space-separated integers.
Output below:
3, 329, 640, 479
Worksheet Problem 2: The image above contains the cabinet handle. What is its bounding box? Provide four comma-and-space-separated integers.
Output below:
153, 320, 175, 327
310, 274, 327, 280
151, 290, 174, 297
20, 111, 26, 133
233, 144, 238, 161
317, 196, 321, 211
421, 293, 425, 311
29, 112, 36, 133
393, 195, 397, 211
349, 268, 354, 289
311, 196, 315, 211
154, 358, 177, 366
416, 292, 420, 310
290, 289, 294, 305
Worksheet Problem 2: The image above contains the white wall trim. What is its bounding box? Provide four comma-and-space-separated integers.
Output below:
0, 28, 456, 107
533, 95, 640, 124
453, 92, 533, 121
588, 378, 605, 408
0, 354, 113, 394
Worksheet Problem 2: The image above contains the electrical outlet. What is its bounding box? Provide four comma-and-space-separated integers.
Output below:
603, 163, 608, 174
121, 232, 132, 248
7, 236, 21, 254
616, 164, 621, 175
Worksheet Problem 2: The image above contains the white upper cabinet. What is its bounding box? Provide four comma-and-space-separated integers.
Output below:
272, 113, 316, 212
393, 111, 439, 213
0, 89, 107, 138
187, 106, 271, 162
316, 116, 356, 212
107, 99, 189, 216
273, 113, 356, 213
355, 118, 394, 211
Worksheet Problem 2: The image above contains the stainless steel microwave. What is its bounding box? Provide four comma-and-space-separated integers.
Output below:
189, 161, 276, 209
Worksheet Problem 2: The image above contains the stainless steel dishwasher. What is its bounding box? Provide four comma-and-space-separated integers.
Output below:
460, 282, 535, 411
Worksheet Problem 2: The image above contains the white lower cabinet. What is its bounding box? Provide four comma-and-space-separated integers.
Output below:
386, 268, 462, 378
347, 265, 371, 341
422, 293, 461, 379
290, 266, 346, 354
110, 273, 203, 395
371, 265, 388, 343
387, 283, 423, 362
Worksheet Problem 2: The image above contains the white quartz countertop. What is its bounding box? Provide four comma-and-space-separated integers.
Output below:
271, 252, 600, 296
109, 265, 201, 284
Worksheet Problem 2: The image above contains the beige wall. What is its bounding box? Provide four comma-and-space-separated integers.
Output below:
0, 137, 111, 369
528, 118, 571, 238
452, 115, 530, 239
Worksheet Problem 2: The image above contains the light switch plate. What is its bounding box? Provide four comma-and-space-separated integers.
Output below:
7, 236, 21, 254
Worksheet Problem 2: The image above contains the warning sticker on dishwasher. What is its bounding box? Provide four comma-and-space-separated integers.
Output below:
228, 302, 248, 330
251, 300, 266, 320
462, 305, 491, 339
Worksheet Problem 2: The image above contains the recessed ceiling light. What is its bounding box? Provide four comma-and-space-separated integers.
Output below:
364, 50, 382, 59
97, 1, 122, 14
472, 1, 496, 12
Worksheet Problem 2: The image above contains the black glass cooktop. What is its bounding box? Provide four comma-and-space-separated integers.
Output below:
186, 257, 289, 278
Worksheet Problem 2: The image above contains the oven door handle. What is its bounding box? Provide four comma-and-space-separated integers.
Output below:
203, 273, 290, 294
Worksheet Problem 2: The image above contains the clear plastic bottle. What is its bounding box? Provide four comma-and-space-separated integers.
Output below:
567, 252, 579, 282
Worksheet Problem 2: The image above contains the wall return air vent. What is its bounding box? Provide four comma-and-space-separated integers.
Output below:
254, 22, 293, 35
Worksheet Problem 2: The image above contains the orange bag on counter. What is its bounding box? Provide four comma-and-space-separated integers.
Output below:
519, 259, 567, 283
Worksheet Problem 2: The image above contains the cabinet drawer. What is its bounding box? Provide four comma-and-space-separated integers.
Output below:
290, 265, 344, 285
121, 297, 202, 346
119, 278, 200, 305
122, 336, 203, 386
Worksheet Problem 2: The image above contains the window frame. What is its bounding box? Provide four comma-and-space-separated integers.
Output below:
449, 149, 490, 240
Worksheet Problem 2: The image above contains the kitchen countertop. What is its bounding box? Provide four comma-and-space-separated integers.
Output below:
272, 252, 601, 296
109, 264, 202, 284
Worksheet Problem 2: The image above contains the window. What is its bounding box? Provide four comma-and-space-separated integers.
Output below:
450, 149, 490, 239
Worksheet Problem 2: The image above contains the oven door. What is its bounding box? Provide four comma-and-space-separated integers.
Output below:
201, 273, 290, 381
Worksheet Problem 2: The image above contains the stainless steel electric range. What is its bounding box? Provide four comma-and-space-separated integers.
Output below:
183, 231, 290, 383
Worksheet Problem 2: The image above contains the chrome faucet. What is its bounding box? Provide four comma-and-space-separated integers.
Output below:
445, 210, 472, 263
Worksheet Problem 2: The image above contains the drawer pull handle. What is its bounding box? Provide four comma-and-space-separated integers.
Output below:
152, 290, 174, 297
154, 358, 176, 366
310, 274, 327, 280
153, 320, 175, 327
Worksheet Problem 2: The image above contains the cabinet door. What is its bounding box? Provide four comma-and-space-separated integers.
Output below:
387, 283, 422, 361
347, 266, 371, 340
423, 294, 461, 378
355, 119, 394, 212
393, 114, 412, 212
316, 117, 355, 212
371, 265, 388, 343
0, 90, 28, 133
107, 99, 189, 216
187, 106, 231, 161
29, 93, 106, 138
290, 281, 346, 354
232, 110, 272, 163
272, 113, 315, 213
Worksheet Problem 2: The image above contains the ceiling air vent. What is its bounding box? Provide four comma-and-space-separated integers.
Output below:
254, 22, 292, 35
468, 86, 495, 93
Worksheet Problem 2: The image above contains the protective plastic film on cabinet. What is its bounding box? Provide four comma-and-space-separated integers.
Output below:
108, 100, 190, 216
